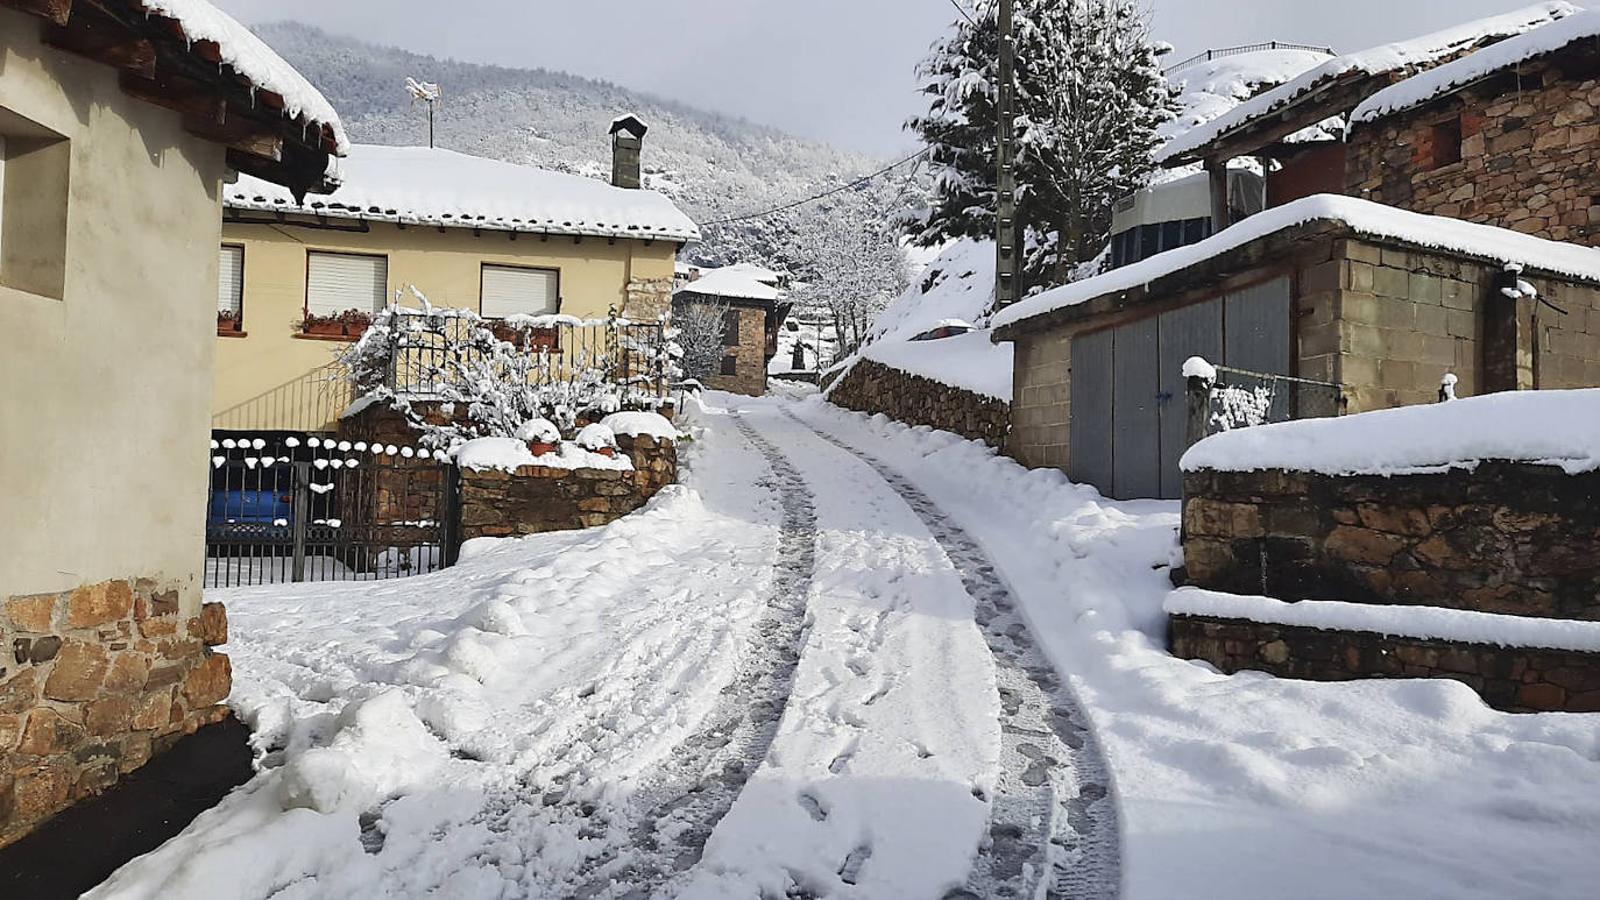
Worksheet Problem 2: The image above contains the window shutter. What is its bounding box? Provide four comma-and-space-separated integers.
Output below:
306, 252, 387, 317
481, 265, 559, 318
217, 245, 243, 316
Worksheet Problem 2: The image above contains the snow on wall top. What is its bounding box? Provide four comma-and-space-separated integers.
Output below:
1156, 2, 1578, 163
226, 144, 700, 242
675, 265, 783, 302
1353, 9, 1600, 125
140, 0, 348, 154
991, 193, 1600, 332
1180, 389, 1600, 476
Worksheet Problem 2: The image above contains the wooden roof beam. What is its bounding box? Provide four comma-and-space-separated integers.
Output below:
42, 18, 155, 79
119, 69, 225, 124
1, 0, 72, 26
186, 115, 283, 162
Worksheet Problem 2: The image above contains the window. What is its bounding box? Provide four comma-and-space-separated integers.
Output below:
0, 107, 70, 300
722, 309, 741, 347
720, 355, 739, 376
306, 251, 387, 318
481, 264, 559, 318
1431, 118, 1463, 170
218, 245, 244, 331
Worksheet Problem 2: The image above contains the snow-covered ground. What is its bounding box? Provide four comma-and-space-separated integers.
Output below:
93, 392, 1600, 899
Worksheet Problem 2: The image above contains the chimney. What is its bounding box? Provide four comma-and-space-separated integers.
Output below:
609, 114, 648, 189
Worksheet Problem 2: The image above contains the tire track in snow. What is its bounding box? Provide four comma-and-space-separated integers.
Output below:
783, 408, 1121, 900
569, 411, 818, 898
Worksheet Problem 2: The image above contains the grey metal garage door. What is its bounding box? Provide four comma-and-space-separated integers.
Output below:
1067, 276, 1291, 500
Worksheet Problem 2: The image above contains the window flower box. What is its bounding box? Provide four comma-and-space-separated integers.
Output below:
217, 311, 243, 335
301, 309, 374, 338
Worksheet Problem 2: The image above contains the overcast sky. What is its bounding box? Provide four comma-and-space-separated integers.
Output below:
215, 0, 1579, 155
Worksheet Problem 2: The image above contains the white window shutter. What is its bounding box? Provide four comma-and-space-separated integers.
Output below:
306, 252, 387, 317
217, 245, 244, 316
481, 265, 559, 318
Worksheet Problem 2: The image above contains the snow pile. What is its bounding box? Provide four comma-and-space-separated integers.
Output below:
1159, 48, 1335, 147
1354, 8, 1600, 125
600, 411, 678, 440
787, 397, 1600, 900
141, 0, 348, 153
574, 423, 618, 452
835, 239, 1013, 401
226, 144, 699, 242
1181, 388, 1600, 476
455, 436, 632, 472
1167, 589, 1600, 653
993, 193, 1600, 331
1157, 2, 1578, 163
677, 265, 784, 302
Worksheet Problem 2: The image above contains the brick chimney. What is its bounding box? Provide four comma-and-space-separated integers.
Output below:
609, 114, 648, 189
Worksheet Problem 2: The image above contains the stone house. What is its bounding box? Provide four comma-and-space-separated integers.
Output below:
674, 264, 792, 396
1159, 3, 1579, 234
215, 136, 698, 432
991, 195, 1600, 500
1344, 10, 1600, 245
0, 0, 341, 846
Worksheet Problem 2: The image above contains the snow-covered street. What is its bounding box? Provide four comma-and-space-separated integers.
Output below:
91, 392, 1600, 900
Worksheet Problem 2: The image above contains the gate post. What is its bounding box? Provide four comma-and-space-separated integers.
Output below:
441, 463, 463, 568
1186, 373, 1214, 451
291, 461, 311, 582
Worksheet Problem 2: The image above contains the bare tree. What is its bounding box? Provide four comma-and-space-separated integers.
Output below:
674, 299, 731, 381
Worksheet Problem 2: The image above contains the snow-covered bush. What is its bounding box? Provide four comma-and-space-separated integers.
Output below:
675, 299, 730, 381
338, 290, 670, 448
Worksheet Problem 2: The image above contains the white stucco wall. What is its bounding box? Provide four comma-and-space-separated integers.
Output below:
0, 9, 229, 614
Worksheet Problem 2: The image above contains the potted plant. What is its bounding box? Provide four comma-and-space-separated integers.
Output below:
217, 310, 241, 334
515, 417, 562, 458
302, 309, 374, 338
576, 423, 619, 459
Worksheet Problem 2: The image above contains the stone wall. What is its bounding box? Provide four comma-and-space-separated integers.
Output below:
1170, 614, 1600, 713
1, 582, 230, 847
828, 358, 1012, 449
1182, 463, 1600, 621
458, 433, 677, 540
702, 306, 769, 397
1347, 62, 1600, 246
622, 276, 674, 323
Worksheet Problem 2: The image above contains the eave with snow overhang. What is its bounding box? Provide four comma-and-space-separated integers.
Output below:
2, 0, 346, 195
224, 144, 701, 245
993, 194, 1600, 340
1158, 2, 1578, 169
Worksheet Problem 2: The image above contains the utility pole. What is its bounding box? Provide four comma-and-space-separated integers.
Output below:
994, 0, 1019, 308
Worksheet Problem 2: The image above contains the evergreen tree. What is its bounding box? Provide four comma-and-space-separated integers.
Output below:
907, 0, 1175, 290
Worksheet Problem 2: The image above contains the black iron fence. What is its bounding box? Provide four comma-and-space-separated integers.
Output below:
206, 432, 458, 588
1186, 364, 1345, 446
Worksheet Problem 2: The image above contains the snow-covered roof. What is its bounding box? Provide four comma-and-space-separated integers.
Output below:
226, 144, 700, 242
992, 193, 1600, 332
139, 0, 348, 154
1157, 2, 1578, 164
1159, 48, 1336, 147
1180, 388, 1600, 476
675, 264, 784, 302
1353, 9, 1600, 126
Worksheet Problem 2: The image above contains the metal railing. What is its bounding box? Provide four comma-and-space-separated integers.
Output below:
1186, 363, 1345, 445
1165, 42, 1337, 76
212, 363, 354, 434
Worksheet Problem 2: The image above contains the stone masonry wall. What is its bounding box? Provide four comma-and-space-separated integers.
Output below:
1007, 330, 1071, 468
828, 358, 1012, 449
459, 434, 677, 540
1170, 614, 1600, 713
1347, 66, 1600, 245
1, 581, 230, 847
1182, 463, 1600, 621
702, 306, 768, 397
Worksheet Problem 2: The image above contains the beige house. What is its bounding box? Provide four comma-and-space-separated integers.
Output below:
0, 0, 340, 846
214, 136, 698, 432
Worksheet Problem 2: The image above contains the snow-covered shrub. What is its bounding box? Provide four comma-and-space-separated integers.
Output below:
514, 417, 561, 444
576, 423, 618, 452
673, 299, 729, 381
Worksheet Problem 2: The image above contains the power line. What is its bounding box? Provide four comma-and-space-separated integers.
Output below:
948, 0, 978, 26
697, 147, 931, 228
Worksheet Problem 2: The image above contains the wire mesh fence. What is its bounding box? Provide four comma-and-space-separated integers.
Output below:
1188, 364, 1346, 443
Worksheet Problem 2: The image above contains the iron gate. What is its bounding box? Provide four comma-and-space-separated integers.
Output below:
205, 433, 459, 588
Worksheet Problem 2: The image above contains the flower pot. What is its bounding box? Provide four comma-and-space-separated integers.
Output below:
593, 447, 617, 459
527, 441, 558, 457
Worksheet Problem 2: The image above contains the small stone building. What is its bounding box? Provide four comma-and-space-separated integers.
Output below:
991, 195, 1600, 500
675, 264, 792, 396
0, 0, 341, 846
1345, 10, 1600, 245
